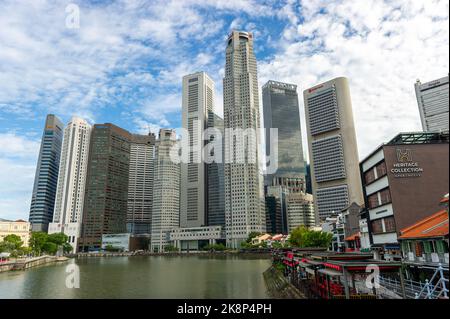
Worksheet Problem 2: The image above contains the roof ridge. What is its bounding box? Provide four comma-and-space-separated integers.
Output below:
400, 210, 447, 234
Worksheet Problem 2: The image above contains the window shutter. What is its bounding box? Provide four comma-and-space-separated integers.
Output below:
436, 241, 445, 254
423, 241, 432, 254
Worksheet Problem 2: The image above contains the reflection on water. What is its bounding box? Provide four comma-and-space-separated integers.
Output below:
0, 255, 271, 299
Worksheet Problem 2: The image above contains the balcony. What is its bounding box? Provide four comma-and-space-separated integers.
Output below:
405, 252, 449, 266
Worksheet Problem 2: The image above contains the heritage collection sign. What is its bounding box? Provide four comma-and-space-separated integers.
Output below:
390, 149, 424, 178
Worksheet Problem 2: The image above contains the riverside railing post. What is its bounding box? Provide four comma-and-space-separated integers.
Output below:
399, 267, 407, 299
342, 268, 350, 299
438, 263, 448, 298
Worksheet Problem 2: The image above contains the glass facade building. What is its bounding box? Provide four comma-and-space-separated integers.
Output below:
263, 80, 306, 189
29, 114, 64, 232
79, 123, 131, 251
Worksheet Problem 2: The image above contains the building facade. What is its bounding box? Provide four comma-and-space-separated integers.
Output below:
303, 77, 364, 222
223, 30, 266, 248
285, 192, 315, 233
79, 123, 131, 252
265, 185, 287, 234
262, 80, 306, 189
360, 131, 449, 260
48, 117, 91, 253
415, 75, 449, 132
150, 129, 180, 253
180, 72, 215, 228
127, 133, 156, 235
206, 112, 225, 229
29, 114, 64, 232
0, 219, 31, 247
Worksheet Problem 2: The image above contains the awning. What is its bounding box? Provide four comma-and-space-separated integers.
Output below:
318, 268, 342, 277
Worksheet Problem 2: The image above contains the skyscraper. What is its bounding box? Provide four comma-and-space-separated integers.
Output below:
180, 72, 214, 228
150, 129, 180, 252
206, 112, 225, 228
304, 77, 364, 221
223, 30, 265, 248
415, 75, 449, 132
127, 133, 156, 235
262, 80, 306, 190
79, 123, 131, 251
29, 114, 64, 232
48, 117, 91, 252
285, 192, 315, 232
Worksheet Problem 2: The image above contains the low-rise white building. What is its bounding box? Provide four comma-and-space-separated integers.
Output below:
170, 226, 222, 251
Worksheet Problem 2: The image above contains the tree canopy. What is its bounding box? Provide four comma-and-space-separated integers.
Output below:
289, 226, 332, 248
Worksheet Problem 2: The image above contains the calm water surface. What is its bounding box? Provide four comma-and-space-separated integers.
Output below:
0, 255, 271, 298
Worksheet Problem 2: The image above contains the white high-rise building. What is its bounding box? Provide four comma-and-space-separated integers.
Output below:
150, 129, 180, 253
303, 77, 364, 222
223, 31, 265, 248
415, 75, 449, 132
48, 116, 91, 252
180, 72, 214, 228
127, 133, 156, 235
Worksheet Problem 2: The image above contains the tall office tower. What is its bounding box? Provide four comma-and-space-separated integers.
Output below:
265, 185, 288, 234
180, 72, 214, 228
29, 114, 64, 232
223, 30, 265, 248
415, 75, 449, 132
285, 192, 315, 232
262, 80, 306, 191
127, 133, 156, 235
48, 117, 91, 252
206, 112, 225, 228
150, 129, 180, 253
79, 124, 131, 252
304, 77, 364, 222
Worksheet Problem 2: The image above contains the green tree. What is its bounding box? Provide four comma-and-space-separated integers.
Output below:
246, 232, 261, 244
48, 233, 69, 246
3, 234, 24, 250
289, 226, 332, 248
42, 242, 58, 255
29, 232, 48, 256
164, 245, 179, 252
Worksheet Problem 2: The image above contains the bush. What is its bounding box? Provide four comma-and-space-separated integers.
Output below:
203, 243, 226, 251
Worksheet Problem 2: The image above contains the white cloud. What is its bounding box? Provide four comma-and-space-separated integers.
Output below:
259, 0, 449, 160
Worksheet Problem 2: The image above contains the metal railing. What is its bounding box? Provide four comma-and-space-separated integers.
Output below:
379, 263, 449, 299
415, 264, 449, 299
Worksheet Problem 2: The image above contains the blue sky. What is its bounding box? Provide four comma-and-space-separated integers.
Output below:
0, 0, 449, 221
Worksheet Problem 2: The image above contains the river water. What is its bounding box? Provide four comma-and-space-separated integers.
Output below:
0, 255, 271, 298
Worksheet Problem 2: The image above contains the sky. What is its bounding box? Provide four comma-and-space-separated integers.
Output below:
0, 0, 448, 221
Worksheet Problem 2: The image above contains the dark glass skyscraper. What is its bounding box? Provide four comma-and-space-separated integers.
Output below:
79, 123, 131, 251
263, 80, 306, 190
206, 111, 225, 228
29, 114, 64, 232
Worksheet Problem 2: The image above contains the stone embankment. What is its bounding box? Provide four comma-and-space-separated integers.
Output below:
0, 256, 68, 273
263, 265, 306, 299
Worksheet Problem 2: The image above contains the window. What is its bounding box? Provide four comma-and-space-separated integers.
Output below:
365, 169, 375, 184
379, 188, 391, 205
368, 193, 379, 209
376, 162, 387, 177
371, 219, 383, 234
384, 216, 396, 232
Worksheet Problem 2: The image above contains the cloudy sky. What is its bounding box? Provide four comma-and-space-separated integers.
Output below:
0, 0, 448, 221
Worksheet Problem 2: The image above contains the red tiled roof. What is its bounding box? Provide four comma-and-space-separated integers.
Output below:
345, 232, 360, 241
399, 210, 449, 240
